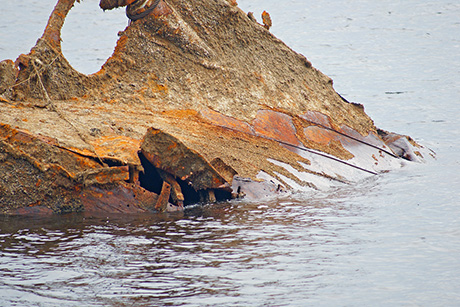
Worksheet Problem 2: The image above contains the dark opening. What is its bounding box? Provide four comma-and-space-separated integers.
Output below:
175, 177, 201, 206
138, 152, 233, 206
138, 152, 163, 195
214, 189, 233, 202
138, 151, 202, 205
103, 157, 125, 167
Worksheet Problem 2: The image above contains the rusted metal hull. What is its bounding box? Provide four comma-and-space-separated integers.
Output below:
0, 0, 432, 214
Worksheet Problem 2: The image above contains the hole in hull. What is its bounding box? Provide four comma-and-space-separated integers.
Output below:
61, 1, 128, 75
138, 152, 163, 195
138, 152, 232, 206
175, 177, 200, 206
214, 189, 232, 203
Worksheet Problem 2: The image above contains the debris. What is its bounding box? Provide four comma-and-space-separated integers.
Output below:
262, 11, 272, 30
247, 12, 257, 23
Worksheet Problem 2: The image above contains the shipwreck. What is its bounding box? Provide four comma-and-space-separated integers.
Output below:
0, 0, 431, 215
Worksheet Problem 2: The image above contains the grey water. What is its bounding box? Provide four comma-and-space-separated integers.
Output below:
1, 0, 459, 306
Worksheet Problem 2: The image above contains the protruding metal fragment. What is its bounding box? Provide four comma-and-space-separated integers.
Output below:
247, 12, 257, 23
155, 181, 171, 212
157, 169, 185, 207
126, 0, 161, 21
262, 11, 272, 30
141, 127, 228, 191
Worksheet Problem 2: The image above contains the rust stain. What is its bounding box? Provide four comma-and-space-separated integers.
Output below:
92, 135, 141, 165
252, 109, 301, 146
303, 126, 337, 145
167, 143, 177, 151
80, 183, 156, 213
147, 76, 168, 94
162, 109, 199, 119
89, 166, 129, 185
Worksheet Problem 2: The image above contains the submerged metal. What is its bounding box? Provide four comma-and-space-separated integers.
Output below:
0, 0, 432, 214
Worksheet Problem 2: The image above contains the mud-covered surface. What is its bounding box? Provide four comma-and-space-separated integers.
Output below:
0, 0, 431, 214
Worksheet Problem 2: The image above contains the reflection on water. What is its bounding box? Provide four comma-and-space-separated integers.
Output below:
1, 0, 460, 305
0, 196, 371, 306
1, 168, 459, 306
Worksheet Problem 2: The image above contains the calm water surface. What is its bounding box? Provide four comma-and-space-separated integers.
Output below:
1, 0, 460, 306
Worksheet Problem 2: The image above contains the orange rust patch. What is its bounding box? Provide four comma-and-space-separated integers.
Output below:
92, 135, 141, 164
15, 54, 30, 68
252, 110, 300, 146
150, 82, 168, 94
303, 126, 338, 145
145, 74, 168, 94
91, 167, 130, 184
161, 109, 199, 119
262, 11, 272, 30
